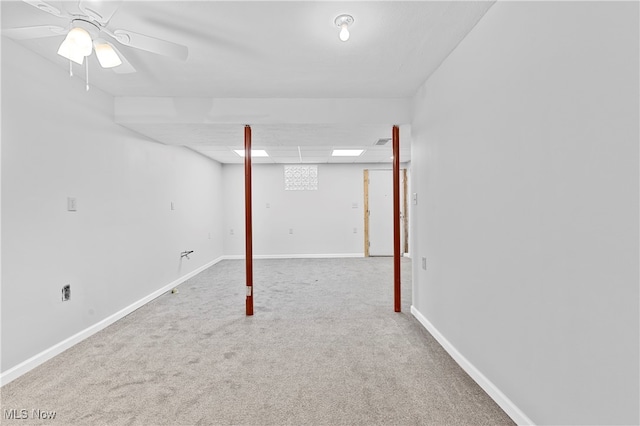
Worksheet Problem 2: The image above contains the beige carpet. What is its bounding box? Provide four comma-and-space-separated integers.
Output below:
1, 258, 514, 425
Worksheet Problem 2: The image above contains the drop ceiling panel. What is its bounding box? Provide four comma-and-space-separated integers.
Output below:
301, 149, 333, 157
272, 157, 302, 164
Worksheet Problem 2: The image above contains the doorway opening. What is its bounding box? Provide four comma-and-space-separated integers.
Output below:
363, 168, 408, 257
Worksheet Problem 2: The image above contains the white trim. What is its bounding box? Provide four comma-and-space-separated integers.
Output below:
223, 253, 364, 260
410, 305, 535, 426
0, 256, 226, 387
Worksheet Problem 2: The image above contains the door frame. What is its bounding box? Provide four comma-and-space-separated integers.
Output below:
363, 168, 408, 257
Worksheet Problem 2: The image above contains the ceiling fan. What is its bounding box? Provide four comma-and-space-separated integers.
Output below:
2, 0, 189, 78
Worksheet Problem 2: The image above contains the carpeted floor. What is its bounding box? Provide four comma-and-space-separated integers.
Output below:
1, 258, 514, 425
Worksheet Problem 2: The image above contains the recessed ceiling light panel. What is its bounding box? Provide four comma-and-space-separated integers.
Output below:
332, 149, 364, 157
234, 149, 269, 157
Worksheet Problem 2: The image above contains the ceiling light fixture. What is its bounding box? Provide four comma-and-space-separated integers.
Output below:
57, 21, 96, 63
4, 3, 190, 92
234, 149, 269, 158
57, 37, 85, 65
332, 149, 364, 157
57, 20, 107, 91
334, 14, 354, 42
94, 39, 122, 68
57, 26, 91, 64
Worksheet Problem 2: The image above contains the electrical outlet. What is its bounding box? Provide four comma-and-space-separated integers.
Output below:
421, 257, 427, 270
352, 202, 358, 208
62, 285, 71, 301
67, 197, 77, 212
230, 229, 234, 235
289, 228, 293, 234
353, 227, 357, 233
266, 203, 270, 208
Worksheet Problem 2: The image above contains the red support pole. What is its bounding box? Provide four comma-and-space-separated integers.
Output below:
392, 125, 401, 312
245, 125, 254, 316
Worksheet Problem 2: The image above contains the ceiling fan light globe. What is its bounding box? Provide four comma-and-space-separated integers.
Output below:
95, 42, 122, 68
66, 27, 93, 56
57, 38, 84, 65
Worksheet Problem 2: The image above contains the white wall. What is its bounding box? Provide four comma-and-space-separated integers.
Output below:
1, 39, 225, 374
410, 2, 638, 425
223, 163, 408, 257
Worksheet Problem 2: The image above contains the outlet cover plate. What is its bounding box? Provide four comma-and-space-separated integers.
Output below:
62, 285, 71, 301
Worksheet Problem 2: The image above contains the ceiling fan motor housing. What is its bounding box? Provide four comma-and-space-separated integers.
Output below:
71, 18, 100, 38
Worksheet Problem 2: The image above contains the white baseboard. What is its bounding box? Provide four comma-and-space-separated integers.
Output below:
0, 256, 226, 387
410, 306, 535, 426
223, 253, 364, 260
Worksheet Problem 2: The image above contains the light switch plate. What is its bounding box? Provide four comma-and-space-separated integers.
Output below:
67, 197, 77, 211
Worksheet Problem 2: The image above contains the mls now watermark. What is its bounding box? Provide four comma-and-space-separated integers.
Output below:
4, 409, 57, 420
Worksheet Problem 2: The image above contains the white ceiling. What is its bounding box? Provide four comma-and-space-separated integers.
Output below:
1, 0, 494, 163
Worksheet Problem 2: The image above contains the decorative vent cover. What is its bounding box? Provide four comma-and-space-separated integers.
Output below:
284, 165, 318, 191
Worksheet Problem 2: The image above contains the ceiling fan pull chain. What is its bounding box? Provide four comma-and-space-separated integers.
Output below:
85, 59, 90, 91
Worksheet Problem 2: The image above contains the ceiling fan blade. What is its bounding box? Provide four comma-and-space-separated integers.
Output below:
108, 43, 136, 74
2, 25, 66, 40
111, 29, 188, 61
20, 0, 69, 18
78, 0, 122, 26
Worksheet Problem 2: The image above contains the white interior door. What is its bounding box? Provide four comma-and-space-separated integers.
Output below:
368, 170, 394, 256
